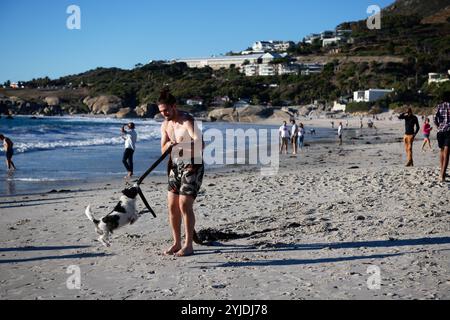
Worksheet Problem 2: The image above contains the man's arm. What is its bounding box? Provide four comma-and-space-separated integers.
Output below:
160, 122, 173, 154
398, 113, 406, 120
4, 138, 12, 150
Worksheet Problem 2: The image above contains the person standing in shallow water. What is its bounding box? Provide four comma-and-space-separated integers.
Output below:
0, 134, 16, 171
159, 89, 204, 257
398, 108, 420, 167
121, 123, 137, 179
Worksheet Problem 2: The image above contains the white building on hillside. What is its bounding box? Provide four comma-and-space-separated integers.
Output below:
303, 33, 321, 44
353, 89, 394, 102
322, 37, 343, 47
242, 63, 300, 77
320, 31, 335, 40
176, 54, 263, 70
259, 64, 277, 76
300, 63, 324, 75
260, 52, 283, 63
252, 41, 294, 52
243, 64, 259, 76
428, 72, 450, 85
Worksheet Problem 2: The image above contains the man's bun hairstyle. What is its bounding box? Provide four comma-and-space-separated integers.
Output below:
158, 87, 176, 106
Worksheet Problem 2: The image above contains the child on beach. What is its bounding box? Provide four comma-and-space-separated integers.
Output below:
421, 118, 433, 151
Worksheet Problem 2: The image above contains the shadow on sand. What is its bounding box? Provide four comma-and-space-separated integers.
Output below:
0, 245, 111, 264
194, 236, 450, 268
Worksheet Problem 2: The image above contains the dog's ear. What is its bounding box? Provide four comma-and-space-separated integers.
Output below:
122, 187, 139, 199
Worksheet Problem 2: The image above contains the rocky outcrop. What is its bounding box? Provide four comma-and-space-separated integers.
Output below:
135, 104, 159, 118
237, 105, 274, 122
42, 105, 63, 116
208, 106, 293, 123
116, 107, 137, 119
83, 95, 123, 115
44, 96, 60, 106
208, 108, 239, 122
271, 109, 294, 122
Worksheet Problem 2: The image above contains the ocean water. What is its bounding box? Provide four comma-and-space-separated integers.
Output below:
0, 116, 333, 195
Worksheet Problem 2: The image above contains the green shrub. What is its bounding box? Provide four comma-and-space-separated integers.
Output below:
345, 102, 371, 113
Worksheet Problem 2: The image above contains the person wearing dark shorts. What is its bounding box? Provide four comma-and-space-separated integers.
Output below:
159, 88, 204, 257
0, 134, 16, 171
434, 97, 450, 182
168, 162, 204, 199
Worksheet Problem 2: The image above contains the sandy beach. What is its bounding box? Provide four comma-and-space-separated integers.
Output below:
1, 118, 449, 300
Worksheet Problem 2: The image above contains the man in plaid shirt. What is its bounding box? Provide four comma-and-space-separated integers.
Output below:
434, 92, 450, 182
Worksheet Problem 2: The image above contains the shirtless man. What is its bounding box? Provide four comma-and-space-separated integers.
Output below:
158, 89, 204, 257
0, 134, 16, 171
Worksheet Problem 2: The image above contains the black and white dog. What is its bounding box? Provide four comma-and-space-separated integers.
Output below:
85, 187, 142, 247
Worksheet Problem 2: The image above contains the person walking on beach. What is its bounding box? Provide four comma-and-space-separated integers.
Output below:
291, 120, 299, 155
121, 122, 137, 179
279, 121, 290, 155
0, 134, 16, 171
338, 122, 343, 146
159, 89, 204, 257
421, 118, 433, 152
434, 95, 450, 182
398, 108, 420, 167
298, 123, 306, 151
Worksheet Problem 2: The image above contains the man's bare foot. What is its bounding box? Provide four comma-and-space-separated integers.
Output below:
174, 246, 194, 257
164, 244, 182, 256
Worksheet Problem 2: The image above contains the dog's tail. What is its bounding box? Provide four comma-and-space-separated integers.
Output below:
85, 205, 100, 225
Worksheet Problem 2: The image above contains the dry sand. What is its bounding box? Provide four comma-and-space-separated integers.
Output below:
1, 119, 449, 300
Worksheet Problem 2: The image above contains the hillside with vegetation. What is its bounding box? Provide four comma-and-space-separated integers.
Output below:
1, 0, 449, 117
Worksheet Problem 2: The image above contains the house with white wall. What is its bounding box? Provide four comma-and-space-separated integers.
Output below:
428, 72, 450, 85
353, 89, 394, 102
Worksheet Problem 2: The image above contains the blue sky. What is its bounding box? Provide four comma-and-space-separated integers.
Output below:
0, 0, 394, 83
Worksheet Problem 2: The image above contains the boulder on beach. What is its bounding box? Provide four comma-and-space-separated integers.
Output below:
83, 95, 123, 115
271, 109, 294, 122
237, 105, 274, 122
116, 107, 137, 119
44, 96, 60, 106
208, 108, 238, 122
208, 105, 277, 123
135, 104, 159, 118
42, 105, 62, 116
